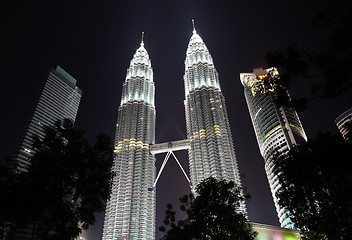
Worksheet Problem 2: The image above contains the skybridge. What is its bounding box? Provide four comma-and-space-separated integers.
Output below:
149, 139, 190, 190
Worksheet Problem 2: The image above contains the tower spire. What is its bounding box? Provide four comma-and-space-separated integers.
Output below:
192, 19, 196, 34
141, 31, 144, 46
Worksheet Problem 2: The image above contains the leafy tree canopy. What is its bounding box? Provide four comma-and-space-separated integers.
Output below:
265, 0, 352, 110
272, 133, 352, 240
0, 119, 114, 240
159, 177, 257, 240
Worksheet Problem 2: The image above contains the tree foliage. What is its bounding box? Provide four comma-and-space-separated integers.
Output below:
159, 177, 257, 240
272, 133, 352, 240
265, 0, 352, 109
0, 158, 30, 239
0, 119, 115, 240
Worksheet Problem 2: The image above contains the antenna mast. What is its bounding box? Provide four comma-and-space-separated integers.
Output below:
192, 19, 196, 33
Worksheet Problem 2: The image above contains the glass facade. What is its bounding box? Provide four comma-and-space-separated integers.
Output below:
240, 67, 307, 228
13, 66, 82, 171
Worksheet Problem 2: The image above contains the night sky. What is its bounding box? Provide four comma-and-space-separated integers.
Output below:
1, 1, 350, 239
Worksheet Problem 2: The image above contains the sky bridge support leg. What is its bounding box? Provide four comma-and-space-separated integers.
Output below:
151, 150, 190, 190
170, 151, 190, 183
153, 151, 171, 188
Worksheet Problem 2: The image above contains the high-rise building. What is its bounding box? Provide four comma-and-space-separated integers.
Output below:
102, 39, 156, 240
335, 108, 352, 142
13, 66, 82, 171
184, 27, 246, 213
240, 67, 307, 228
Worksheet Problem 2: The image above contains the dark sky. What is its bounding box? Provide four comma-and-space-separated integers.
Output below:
1, 0, 350, 239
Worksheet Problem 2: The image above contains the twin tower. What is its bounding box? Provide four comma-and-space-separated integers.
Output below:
102, 27, 246, 239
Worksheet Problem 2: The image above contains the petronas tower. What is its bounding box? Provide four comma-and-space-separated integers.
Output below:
102, 39, 156, 240
184, 28, 246, 213
103, 26, 247, 239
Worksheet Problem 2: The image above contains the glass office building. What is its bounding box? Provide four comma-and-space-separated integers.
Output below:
13, 66, 82, 171
240, 67, 307, 228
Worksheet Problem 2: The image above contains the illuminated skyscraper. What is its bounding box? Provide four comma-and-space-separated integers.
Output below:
102, 38, 156, 240
240, 67, 307, 228
335, 108, 352, 142
184, 26, 246, 213
13, 66, 82, 171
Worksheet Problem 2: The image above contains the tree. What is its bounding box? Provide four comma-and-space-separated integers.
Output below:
272, 133, 352, 240
0, 119, 115, 239
159, 177, 257, 240
265, 0, 352, 110
0, 158, 31, 240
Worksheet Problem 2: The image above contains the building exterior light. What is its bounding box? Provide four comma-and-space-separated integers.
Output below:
257, 74, 268, 80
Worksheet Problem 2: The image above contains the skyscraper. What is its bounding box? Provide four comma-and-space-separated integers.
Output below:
13, 66, 82, 171
240, 67, 307, 228
184, 26, 246, 213
102, 38, 156, 240
335, 108, 352, 142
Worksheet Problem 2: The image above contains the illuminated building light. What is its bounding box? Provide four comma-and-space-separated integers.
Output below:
289, 123, 302, 132
23, 148, 31, 153
257, 74, 268, 80
254, 107, 262, 120
264, 125, 281, 140
115, 139, 150, 152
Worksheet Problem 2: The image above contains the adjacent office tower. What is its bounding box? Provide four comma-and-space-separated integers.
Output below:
240, 67, 307, 228
103, 39, 156, 240
184, 27, 246, 213
13, 66, 82, 171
